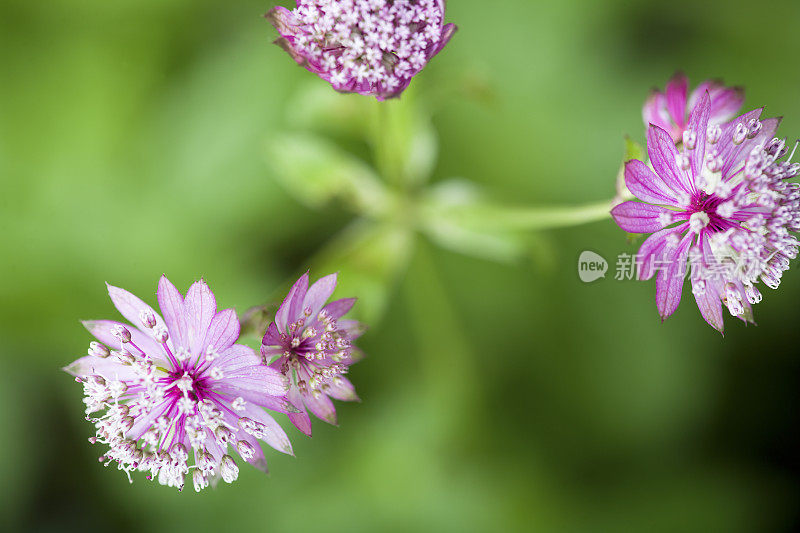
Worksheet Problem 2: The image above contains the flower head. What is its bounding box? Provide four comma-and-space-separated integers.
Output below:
267, 0, 457, 100
613, 92, 800, 333
64, 277, 295, 491
643, 72, 745, 144
261, 272, 364, 435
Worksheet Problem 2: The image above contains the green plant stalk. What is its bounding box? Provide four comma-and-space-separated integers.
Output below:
446, 199, 614, 231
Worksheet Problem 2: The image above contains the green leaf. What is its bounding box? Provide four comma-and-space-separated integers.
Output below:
370, 89, 438, 188
419, 180, 543, 263
624, 135, 645, 162
265, 132, 392, 217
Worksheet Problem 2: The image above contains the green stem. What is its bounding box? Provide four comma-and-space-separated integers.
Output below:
372, 102, 401, 186
404, 241, 479, 441
447, 199, 614, 231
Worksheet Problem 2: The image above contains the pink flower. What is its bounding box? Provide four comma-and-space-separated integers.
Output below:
64, 277, 295, 491
613, 93, 800, 333
267, 0, 457, 100
261, 272, 364, 435
643, 73, 745, 144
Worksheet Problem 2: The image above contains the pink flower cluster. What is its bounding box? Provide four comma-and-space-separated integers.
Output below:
268, 0, 456, 100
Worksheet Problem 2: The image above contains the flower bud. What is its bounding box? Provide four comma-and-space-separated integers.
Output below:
139, 309, 157, 329
220, 455, 239, 483
89, 341, 110, 358
111, 325, 131, 343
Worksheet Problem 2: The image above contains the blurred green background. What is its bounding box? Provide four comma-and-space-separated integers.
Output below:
2, 0, 800, 531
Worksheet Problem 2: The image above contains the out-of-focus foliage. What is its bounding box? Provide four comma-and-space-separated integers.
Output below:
2, 0, 800, 532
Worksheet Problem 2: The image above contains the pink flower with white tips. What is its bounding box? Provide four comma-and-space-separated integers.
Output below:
643, 72, 745, 144
613, 92, 800, 333
267, 0, 457, 100
261, 272, 364, 435
64, 277, 296, 491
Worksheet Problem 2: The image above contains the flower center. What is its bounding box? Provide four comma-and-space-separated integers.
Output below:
688, 211, 710, 233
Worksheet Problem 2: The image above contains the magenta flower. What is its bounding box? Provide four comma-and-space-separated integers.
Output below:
612, 93, 800, 333
64, 277, 296, 491
261, 272, 364, 435
643, 73, 745, 144
267, 0, 457, 100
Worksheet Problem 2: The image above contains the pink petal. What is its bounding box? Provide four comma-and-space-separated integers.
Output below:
321, 298, 356, 321
724, 117, 781, 180
204, 309, 240, 354
337, 319, 366, 341
655, 235, 692, 320
716, 109, 780, 180
326, 376, 360, 402
302, 389, 338, 425
646, 125, 692, 196
624, 159, 682, 207
184, 279, 217, 356
262, 321, 282, 346
214, 344, 261, 370
217, 350, 289, 397
211, 384, 296, 413
276, 273, 309, 332
157, 275, 188, 349
82, 319, 164, 362
636, 224, 688, 281
127, 401, 171, 441
611, 201, 672, 233
301, 273, 338, 323
692, 280, 725, 333
63, 355, 139, 381
685, 91, 710, 180
643, 91, 673, 137
708, 85, 745, 123
692, 276, 724, 334
239, 402, 294, 455
106, 283, 167, 334
287, 387, 312, 436
665, 72, 688, 127
233, 425, 269, 473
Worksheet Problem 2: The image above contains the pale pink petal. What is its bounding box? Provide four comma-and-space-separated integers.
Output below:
234, 425, 269, 473
106, 283, 167, 334
337, 319, 366, 341
239, 402, 294, 455
204, 309, 240, 354
216, 350, 288, 397
63, 355, 139, 381
302, 389, 338, 425
184, 279, 217, 356
214, 344, 261, 371
157, 275, 188, 349
82, 320, 164, 361
326, 376, 359, 402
